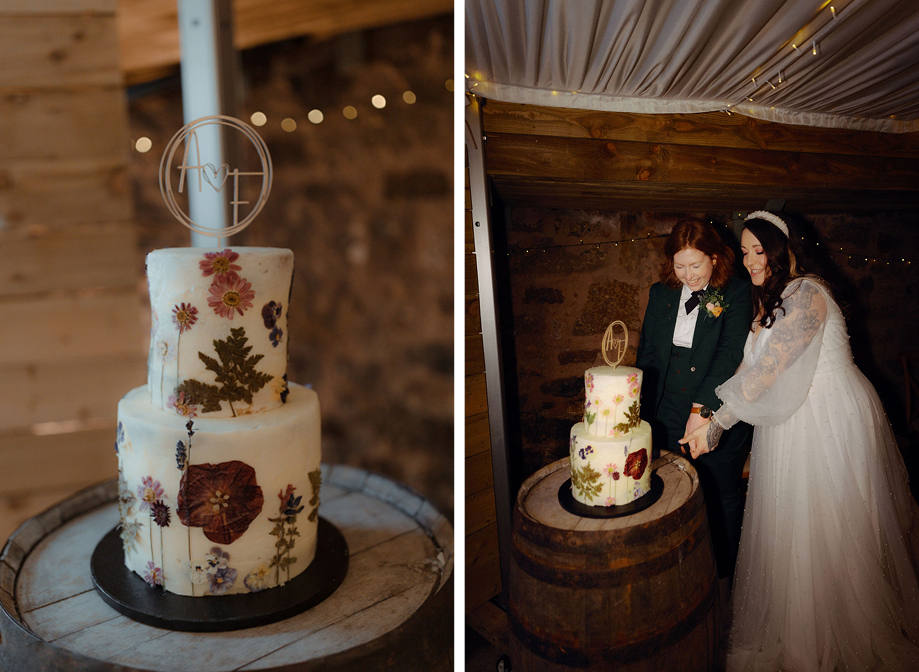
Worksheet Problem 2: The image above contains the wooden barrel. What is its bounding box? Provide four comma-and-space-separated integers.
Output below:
509, 451, 719, 671
0, 464, 453, 671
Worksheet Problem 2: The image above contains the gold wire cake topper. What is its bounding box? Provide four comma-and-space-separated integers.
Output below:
159, 115, 273, 246
601, 320, 628, 368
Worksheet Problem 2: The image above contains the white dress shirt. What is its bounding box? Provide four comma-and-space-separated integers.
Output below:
672, 283, 707, 348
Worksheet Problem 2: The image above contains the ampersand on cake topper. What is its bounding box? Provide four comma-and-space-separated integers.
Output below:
601, 320, 628, 368
159, 115, 273, 245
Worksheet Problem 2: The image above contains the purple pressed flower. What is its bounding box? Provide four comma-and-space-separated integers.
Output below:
137, 477, 164, 512
262, 301, 282, 329
176, 441, 187, 470
269, 326, 283, 347
208, 566, 237, 595
115, 422, 125, 454
143, 561, 164, 587
152, 500, 171, 528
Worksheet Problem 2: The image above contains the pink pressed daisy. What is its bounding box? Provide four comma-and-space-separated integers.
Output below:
208, 273, 255, 319
199, 249, 241, 277
137, 476, 164, 512
172, 303, 198, 333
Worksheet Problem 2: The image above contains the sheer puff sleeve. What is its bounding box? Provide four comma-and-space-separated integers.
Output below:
713, 277, 828, 430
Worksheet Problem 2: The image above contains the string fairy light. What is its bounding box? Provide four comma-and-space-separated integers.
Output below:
506, 232, 668, 256
723, 1, 863, 116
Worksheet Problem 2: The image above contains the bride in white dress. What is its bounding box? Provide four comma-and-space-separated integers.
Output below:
680, 211, 919, 671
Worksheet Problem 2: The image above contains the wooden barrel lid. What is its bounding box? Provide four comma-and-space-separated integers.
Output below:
515, 451, 702, 543
0, 464, 453, 672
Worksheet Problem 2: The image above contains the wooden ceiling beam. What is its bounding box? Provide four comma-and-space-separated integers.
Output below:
482, 101, 919, 159
485, 132, 919, 193
117, 0, 453, 85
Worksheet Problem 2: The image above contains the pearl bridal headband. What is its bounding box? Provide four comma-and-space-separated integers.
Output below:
745, 210, 789, 237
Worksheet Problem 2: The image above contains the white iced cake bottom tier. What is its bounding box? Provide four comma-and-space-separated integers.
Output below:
569, 421, 652, 507
115, 383, 321, 596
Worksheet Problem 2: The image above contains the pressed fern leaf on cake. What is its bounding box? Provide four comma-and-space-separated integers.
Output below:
176, 327, 273, 416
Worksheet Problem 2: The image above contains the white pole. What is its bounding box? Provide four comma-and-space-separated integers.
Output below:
177, 0, 239, 247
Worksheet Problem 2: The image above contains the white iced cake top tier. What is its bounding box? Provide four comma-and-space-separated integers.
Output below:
583, 365, 643, 438
146, 247, 293, 418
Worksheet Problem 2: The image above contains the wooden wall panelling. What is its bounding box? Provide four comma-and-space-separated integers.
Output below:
0, 90, 129, 160
0, 356, 145, 429
0, 223, 140, 296
0, 156, 132, 229
0, 289, 145, 367
0, 3, 141, 542
465, 412, 491, 459
0, 13, 122, 89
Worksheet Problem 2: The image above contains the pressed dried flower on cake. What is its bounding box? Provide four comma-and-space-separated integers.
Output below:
168, 391, 198, 417
268, 483, 305, 584
137, 477, 164, 512
624, 449, 648, 480
174, 327, 272, 416
199, 249, 241, 277
177, 460, 264, 545
208, 273, 255, 319
172, 302, 198, 332
262, 301, 282, 328
143, 561, 164, 587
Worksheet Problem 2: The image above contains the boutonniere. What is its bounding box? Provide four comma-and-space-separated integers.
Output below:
699, 287, 728, 318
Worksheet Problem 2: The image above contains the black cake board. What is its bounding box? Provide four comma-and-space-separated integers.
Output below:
558, 472, 665, 519
91, 516, 348, 632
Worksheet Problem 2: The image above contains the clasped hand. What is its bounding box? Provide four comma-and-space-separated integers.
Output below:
679, 419, 722, 459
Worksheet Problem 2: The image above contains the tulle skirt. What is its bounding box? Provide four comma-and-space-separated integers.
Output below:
726, 363, 919, 671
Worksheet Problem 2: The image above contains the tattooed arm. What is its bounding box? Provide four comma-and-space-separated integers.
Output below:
712, 277, 829, 430
739, 280, 825, 402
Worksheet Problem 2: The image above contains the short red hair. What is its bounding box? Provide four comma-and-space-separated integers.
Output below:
659, 219, 735, 290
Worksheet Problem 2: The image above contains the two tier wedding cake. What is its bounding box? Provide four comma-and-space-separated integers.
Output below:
568, 357, 652, 507
115, 247, 321, 596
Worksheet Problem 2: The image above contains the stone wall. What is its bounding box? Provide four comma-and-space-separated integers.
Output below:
502, 209, 919, 480
126, 16, 454, 517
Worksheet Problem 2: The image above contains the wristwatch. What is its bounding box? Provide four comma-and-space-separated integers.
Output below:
690, 405, 712, 418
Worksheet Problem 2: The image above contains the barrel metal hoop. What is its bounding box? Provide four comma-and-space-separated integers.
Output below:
510, 507, 710, 588
509, 572, 718, 666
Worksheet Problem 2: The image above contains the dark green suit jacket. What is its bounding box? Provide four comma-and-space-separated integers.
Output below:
636, 275, 753, 419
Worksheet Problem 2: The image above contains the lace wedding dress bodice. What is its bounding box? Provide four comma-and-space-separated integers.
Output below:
710, 277, 919, 671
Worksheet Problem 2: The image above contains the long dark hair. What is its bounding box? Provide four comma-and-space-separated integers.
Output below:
659, 219, 734, 289
745, 216, 824, 329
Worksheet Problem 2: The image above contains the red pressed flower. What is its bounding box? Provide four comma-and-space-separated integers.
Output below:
172, 303, 198, 333
624, 449, 648, 480
199, 249, 241, 277
177, 460, 264, 545
207, 273, 255, 319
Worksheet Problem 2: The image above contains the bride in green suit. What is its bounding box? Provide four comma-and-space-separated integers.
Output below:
636, 218, 752, 580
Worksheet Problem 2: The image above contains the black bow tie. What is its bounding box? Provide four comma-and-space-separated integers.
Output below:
684, 290, 704, 314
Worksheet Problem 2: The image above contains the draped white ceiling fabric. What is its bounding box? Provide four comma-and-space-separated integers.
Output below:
465, 0, 919, 132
